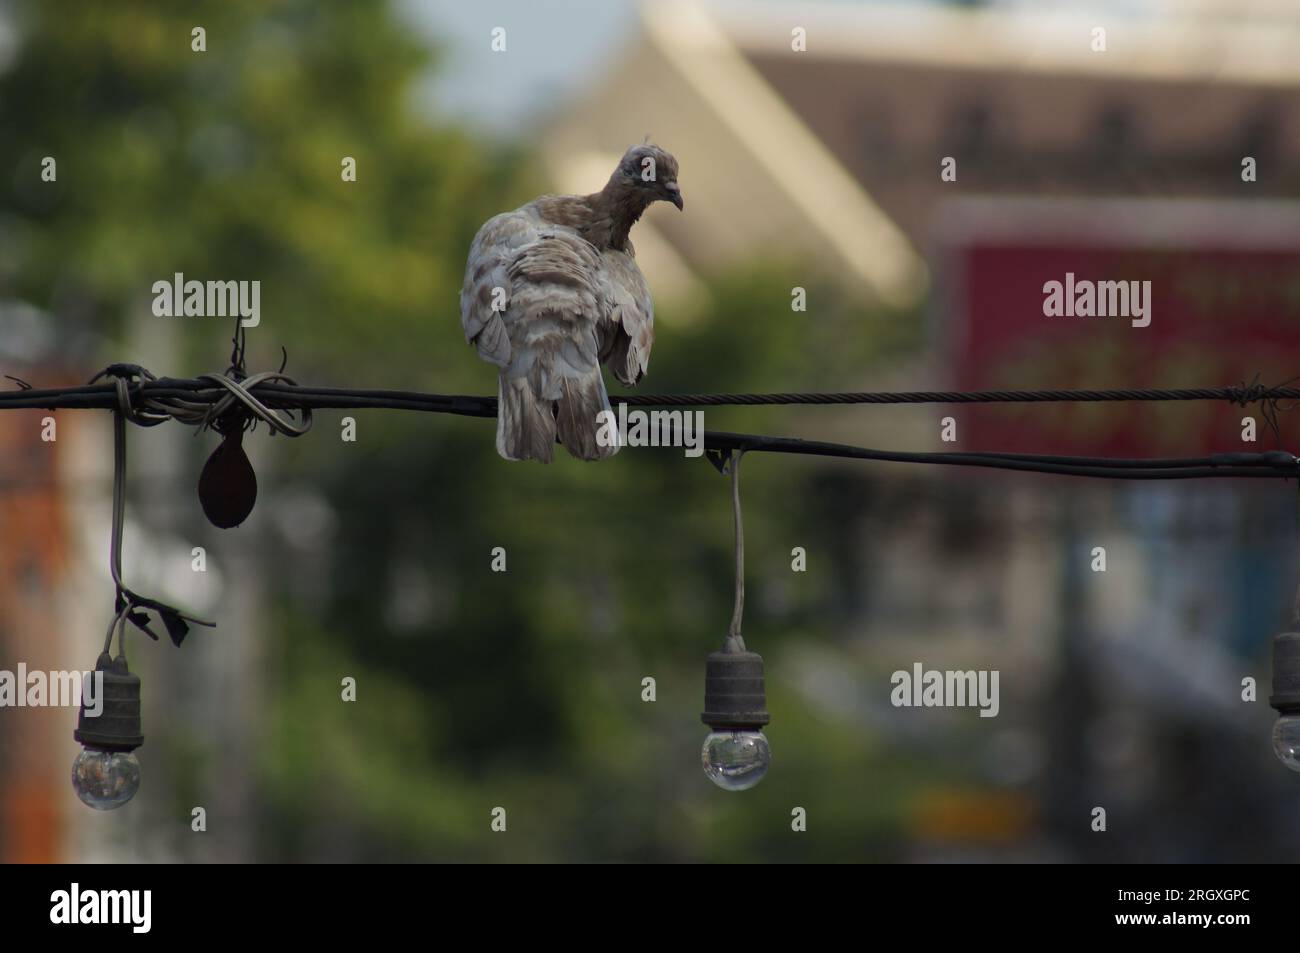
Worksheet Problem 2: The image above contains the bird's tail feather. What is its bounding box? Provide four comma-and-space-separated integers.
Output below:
497, 375, 556, 463
556, 370, 618, 461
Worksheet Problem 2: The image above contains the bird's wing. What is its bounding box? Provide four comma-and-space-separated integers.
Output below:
495, 220, 612, 461
596, 247, 655, 387
460, 208, 544, 367
503, 224, 605, 390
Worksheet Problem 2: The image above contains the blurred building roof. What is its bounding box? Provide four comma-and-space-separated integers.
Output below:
541, 0, 928, 309
542, 0, 1300, 310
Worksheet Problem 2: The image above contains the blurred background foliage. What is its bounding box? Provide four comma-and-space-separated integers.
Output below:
0, 0, 925, 861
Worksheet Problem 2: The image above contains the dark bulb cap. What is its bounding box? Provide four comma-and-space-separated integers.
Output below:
74, 653, 144, 752
1270, 630, 1300, 713
702, 635, 770, 730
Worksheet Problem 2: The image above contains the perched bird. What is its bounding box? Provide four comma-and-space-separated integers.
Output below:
460, 143, 682, 462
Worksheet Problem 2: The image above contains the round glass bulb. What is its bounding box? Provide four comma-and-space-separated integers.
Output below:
1273, 714, 1300, 772
701, 729, 770, 791
71, 748, 140, 810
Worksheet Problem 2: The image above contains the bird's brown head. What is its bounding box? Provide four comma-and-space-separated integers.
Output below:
608, 143, 683, 211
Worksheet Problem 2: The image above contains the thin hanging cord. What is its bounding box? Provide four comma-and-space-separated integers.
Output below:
108, 410, 128, 659
101, 604, 130, 658
94, 368, 216, 648
1294, 485, 1300, 625
110, 409, 126, 593
728, 451, 746, 644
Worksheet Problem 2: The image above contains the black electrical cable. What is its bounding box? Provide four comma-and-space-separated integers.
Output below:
701, 431, 1300, 480
3, 369, 1299, 481
4, 378, 1300, 415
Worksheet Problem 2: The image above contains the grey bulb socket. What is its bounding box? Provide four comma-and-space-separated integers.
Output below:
1270, 630, 1300, 714
702, 635, 770, 730
74, 652, 144, 752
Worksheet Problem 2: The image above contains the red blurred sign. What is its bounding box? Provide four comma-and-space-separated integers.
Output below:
940, 199, 1300, 455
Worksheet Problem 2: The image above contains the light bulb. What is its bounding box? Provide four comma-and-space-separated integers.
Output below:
702, 729, 770, 791
1273, 715, 1300, 772
72, 651, 144, 809
71, 748, 140, 810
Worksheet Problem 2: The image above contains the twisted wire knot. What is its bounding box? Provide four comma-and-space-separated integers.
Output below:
88, 363, 313, 439
1227, 374, 1300, 445
88, 364, 169, 427
1227, 378, 1270, 409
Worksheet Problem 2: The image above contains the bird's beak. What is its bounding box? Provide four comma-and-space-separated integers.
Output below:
664, 181, 683, 211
